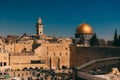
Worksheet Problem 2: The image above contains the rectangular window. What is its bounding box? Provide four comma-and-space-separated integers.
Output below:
4, 62, 6, 66
0, 62, 2, 67
31, 60, 44, 64
60, 53, 61, 56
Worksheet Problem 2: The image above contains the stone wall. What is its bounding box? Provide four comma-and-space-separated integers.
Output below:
0, 53, 9, 70
34, 43, 70, 69
10, 55, 45, 70
81, 59, 119, 71
5, 43, 32, 53
70, 45, 120, 67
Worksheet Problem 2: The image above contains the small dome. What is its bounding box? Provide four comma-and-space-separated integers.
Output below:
76, 23, 93, 34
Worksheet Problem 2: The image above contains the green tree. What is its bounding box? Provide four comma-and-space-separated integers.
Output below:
114, 29, 118, 46
89, 33, 99, 46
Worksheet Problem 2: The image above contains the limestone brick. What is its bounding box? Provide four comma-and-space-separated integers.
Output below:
10, 55, 45, 70
0, 53, 9, 70
34, 43, 70, 69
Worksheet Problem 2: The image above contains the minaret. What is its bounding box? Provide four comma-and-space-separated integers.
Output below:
36, 17, 43, 36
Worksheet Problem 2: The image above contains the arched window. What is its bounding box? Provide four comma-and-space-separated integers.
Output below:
54, 53, 55, 56
60, 53, 61, 56
66, 48, 67, 50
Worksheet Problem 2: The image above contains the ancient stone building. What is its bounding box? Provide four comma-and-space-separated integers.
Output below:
75, 23, 93, 46
0, 18, 72, 70
0, 18, 120, 71
0, 53, 9, 70
34, 42, 71, 69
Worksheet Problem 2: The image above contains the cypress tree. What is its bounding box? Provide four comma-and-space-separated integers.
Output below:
89, 33, 99, 46
114, 29, 118, 46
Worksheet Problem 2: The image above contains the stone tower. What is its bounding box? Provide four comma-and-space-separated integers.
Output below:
36, 17, 43, 36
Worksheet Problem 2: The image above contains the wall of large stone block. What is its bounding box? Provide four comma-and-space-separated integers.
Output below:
10, 55, 45, 70
5, 43, 32, 53
81, 59, 119, 71
34, 43, 71, 69
70, 45, 120, 67
0, 53, 9, 71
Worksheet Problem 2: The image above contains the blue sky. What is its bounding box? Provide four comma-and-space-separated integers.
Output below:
0, 0, 120, 40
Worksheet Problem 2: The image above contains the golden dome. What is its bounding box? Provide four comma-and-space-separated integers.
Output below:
76, 23, 93, 34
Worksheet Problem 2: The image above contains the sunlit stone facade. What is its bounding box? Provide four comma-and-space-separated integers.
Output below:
0, 53, 9, 71
0, 18, 119, 71
0, 18, 72, 70
34, 43, 71, 69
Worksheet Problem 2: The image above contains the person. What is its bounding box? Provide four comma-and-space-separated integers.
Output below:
28, 77, 32, 80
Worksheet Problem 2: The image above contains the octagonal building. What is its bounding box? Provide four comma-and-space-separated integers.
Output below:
75, 23, 94, 46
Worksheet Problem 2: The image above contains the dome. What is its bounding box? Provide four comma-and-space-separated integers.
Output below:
76, 23, 93, 34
